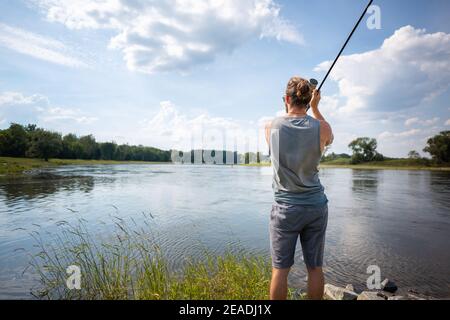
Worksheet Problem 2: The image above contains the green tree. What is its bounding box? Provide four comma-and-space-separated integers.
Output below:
99, 142, 117, 160
114, 144, 129, 161
244, 152, 250, 164
0, 122, 172, 162
27, 129, 62, 161
0, 123, 29, 157
348, 137, 383, 164
61, 134, 82, 159
243, 152, 260, 164
79, 135, 99, 159
423, 131, 450, 163
26, 124, 37, 133
321, 150, 351, 163
408, 150, 420, 160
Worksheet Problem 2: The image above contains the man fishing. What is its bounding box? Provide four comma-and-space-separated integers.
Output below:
265, 77, 333, 300
264, 0, 373, 300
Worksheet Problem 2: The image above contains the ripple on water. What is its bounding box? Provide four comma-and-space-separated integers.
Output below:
0, 166, 449, 298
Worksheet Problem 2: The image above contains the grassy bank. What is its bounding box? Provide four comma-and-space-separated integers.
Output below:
0, 157, 169, 176
240, 163, 271, 167
30, 219, 289, 300
4, 156, 447, 176
320, 158, 450, 171
239, 159, 450, 171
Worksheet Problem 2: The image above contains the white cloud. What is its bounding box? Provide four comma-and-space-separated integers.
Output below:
0, 23, 87, 68
375, 126, 446, 157
31, 0, 303, 73
446, 119, 450, 126
139, 101, 266, 152
38, 107, 98, 124
0, 91, 96, 126
424, 117, 440, 126
90, 99, 445, 158
378, 129, 422, 140
315, 26, 450, 113
319, 95, 341, 117
311, 26, 450, 157
405, 116, 440, 127
405, 117, 419, 126
0, 91, 48, 106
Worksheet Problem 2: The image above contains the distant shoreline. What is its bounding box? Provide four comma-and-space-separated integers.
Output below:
0, 157, 169, 176
319, 163, 450, 172
242, 161, 450, 172
1, 157, 449, 176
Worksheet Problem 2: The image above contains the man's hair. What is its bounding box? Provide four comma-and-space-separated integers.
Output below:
285, 76, 313, 108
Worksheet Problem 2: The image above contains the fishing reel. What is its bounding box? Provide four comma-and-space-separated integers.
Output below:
309, 78, 319, 89
306, 78, 319, 112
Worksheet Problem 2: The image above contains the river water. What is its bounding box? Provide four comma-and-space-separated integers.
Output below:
0, 165, 449, 299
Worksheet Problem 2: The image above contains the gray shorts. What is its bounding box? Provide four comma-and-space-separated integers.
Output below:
269, 202, 328, 269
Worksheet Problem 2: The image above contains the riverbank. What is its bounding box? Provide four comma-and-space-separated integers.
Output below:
241, 160, 450, 171
30, 219, 292, 300
321, 159, 450, 171
320, 163, 450, 171
2, 157, 449, 177
0, 157, 169, 176
29, 218, 438, 300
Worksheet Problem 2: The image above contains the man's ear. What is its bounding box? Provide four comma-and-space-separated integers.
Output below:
285, 95, 291, 106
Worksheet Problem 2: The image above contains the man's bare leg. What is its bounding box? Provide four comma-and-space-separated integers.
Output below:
307, 266, 324, 300
270, 268, 290, 300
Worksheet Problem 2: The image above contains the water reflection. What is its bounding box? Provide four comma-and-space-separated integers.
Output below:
428, 172, 450, 210
352, 170, 379, 193
0, 175, 95, 204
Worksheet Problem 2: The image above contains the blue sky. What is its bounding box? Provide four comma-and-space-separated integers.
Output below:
0, 0, 449, 157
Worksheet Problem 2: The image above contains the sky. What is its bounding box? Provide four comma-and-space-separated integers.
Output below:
0, 0, 449, 157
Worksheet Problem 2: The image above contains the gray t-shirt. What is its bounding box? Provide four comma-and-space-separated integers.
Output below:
270, 115, 327, 206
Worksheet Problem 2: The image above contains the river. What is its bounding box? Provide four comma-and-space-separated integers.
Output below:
0, 165, 449, 299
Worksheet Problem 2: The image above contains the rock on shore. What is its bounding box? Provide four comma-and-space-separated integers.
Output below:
324, 284, 359, 300
324, 279, 434, 301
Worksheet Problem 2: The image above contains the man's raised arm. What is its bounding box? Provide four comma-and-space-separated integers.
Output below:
310, 89, 334, 150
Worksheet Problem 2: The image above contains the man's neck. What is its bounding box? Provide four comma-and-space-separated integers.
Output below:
287, 107, 307, 117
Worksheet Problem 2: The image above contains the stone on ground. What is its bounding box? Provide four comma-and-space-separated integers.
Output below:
324, 284, 358, 300
381, 278, 398, 293
345, 284, 355, 292
407, 293, 427, 300
357, 291, 386, 300
388, 296, 408, 300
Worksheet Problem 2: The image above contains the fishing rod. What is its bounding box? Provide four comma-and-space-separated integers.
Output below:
317, 0, 374, 91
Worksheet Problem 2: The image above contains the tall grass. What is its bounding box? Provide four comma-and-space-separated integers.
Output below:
30, 217, 283, 300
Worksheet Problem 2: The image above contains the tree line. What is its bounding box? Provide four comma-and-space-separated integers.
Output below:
324, 131, 450, 164
1, 123, 448, 165
0, 123, 171, 162
171, 150, 270, 165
